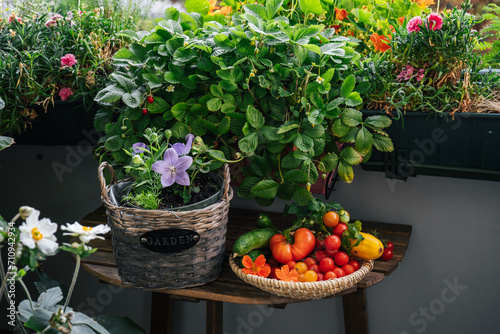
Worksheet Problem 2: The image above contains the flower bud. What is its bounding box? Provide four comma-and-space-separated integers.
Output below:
132, 155, 144, 166
164, 130, 172, 139
71, 242, 80, 248
19, 206, 35, 219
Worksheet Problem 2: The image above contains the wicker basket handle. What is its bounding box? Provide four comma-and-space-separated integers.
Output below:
98, 162, 117, 204
222, 163, 230, 200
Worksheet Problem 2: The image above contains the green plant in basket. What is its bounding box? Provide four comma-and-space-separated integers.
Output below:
95, 0, 394, 207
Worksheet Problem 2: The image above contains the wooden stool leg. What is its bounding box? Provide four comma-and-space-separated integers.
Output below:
342, 289, 368, 334
206, 300, 223, 334
150, 293, 172, 334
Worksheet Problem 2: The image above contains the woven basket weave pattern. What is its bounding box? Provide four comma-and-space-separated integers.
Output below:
229, 257, 373, 299
98, 162, 232, 290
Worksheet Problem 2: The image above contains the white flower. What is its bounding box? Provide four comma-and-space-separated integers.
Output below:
166, 85, 175, 92
61, 222, 110, 243
19, 210, 58, 256
19, 206, 35, 219
316, 76, 325, 84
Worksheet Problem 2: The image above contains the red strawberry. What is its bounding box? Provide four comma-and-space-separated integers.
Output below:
142, 108, 148, 115
147, 96, 154, 104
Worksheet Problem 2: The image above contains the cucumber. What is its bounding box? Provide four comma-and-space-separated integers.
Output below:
256, 213, 277, 230
236, 248, 270, 268
232, 228, 276, 257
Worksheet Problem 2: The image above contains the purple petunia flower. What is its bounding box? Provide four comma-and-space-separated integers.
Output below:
171, 133, 195, 156
132, 142, 149, 155
152, 148, 193, 187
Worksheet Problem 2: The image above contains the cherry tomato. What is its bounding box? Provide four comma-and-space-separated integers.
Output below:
332, 223, 348, 238
316, 272, 324, 281
325, 248, 338, 258
269, 266, 280, 279
322, 211, 339, 228
303, 257, 317, 268
319, 257, 335, 274
315, 235, 326, 250
325, 235, 341, 251
298, 273, 306, 282
342, 264, 355, 276
147, 96, 154, 104
142, 108, 148, 115
314, 250, 327, 262
303, 270, 318, 282
286, 261, 296, 270
339, 210, 350, 223
308, 264, 320, 273
324, 271, 337, 280
333, 251, 350, 267
294, 262, 308, 274
385, 241, 394, 251
348, 260, 360, 271
270, 228, 316, 263
267, 257, 280, 267
381, 248, 393, 261
333, 267, 345, 278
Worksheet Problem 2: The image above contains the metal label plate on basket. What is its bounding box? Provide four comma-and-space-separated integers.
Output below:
140, 229, 200, 253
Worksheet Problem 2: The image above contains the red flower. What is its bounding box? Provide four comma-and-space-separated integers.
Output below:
427, 13, 443, 31
242, 254, 271, 278
59, 87, 74, 101
370, 33, 391, 52
335, 8, 348, 21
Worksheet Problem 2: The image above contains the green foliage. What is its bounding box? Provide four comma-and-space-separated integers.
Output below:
0, 4, 132, 135
95, 2, 393, 205
481, 3, 500, 66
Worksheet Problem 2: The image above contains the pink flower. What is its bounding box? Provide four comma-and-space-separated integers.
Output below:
45, 19, 57, 27
416, 69, 425, 82
427, 13, 443, 31
52, 13, 63, 21
61, 54, 77, 67
59, 87, 74, 101
407, 16, 423, 33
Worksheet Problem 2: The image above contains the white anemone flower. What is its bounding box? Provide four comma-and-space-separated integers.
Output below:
19, 210, 58, 256
61, 222, 110, 243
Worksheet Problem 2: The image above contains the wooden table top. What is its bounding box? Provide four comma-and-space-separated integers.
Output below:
79, 206, 412, 305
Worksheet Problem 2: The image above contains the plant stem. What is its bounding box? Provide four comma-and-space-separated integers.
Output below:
63, 254, 81, 313
18, 279, 34, 311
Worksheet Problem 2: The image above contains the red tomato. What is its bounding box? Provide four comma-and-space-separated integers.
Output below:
267, 257, 280, 267
315, 235, 326, 250
316, 272, 324, 281
348, 260, 360, 271
381, 248, 393, 261
324, 271, 337, 280
333, 251, 350, 267
303, 257, 317, 267
270, 228, 316, 263
385, 241, 394, 251
269, 266, 280, 279
325, 248, 338, 258
286, 261, 296, 270
308, 264, 320, 273
342, 264, 355, 276
333, 267, 345, 278
332, 223, 348, 238
314, 250, 327, 262
319, 257, 335, 274
325, 235, 341, 251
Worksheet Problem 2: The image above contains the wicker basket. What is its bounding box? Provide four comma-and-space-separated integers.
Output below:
98, 162, 233, 290
229, 256, 373, 299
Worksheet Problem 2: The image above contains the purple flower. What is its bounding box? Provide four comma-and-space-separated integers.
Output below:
66, 11, 74, 19
132, 142, 149, 155
171, 134, 194, 156
45, 19, 57, 27
152, 148, 193, 187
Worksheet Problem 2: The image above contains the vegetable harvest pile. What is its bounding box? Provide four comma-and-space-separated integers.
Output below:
233, 199, 393, 283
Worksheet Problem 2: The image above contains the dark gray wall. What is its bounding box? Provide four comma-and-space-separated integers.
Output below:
1, 145, 499, 333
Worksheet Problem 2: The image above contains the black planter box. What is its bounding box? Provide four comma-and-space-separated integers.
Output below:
13, 100, 101, 146
361, 110, 500, 181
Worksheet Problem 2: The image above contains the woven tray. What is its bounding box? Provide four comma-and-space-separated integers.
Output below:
229, 256, 373, 299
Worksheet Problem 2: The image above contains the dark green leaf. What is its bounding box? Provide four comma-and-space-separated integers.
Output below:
293, 186, 313, 206
251, 180, 279, 199
283, 169, 308, 183
355, 126, 373, 155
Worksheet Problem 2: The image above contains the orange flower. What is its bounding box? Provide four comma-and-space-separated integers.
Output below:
242, 254, 271, 277
398, 17, 405, 25
275, 265, 299, 282
416, 0, 435, 10
370, 32, 391, 52
208, 0, 232, 16
335, 8, 348, 21
389, 24, 395, 33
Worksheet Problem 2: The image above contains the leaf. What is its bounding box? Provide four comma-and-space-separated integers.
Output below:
298, 0, 323, 15
148, 97, 169, 114
122, 90, 142, 108
216, 116, 231, 135
0, 136, 14, 151
94, 85, 125, 103
340, 146, 363, 165
320, 43, 346, 56
246, 105, 265, 129
333, 119, 350, 137
283, 169, 308, 183
111, 73, 137, 92
321, 153, 339, 172
185, 0, 210, 14
171, 102, 190, 120
207, 98, 222, 111
143, 73, 164, 89
277, 122, 299, 134
158, 20, 184, 35
105, 135, 123, 152
294, 186, 313, 206
294, 133, 314, 152
245, 3, 268, 20
249, 156, 271, 177
112, 48, 139, 63
345, 91, 363, 107
164, 71, 180, 84
72, 312, 110, 334
322, 68, 335, 83
237, 176, 260, 198
338, 160, 354, 183
302, 44, 322, 54
281, 152, 302, 169
221, 103, 237, 113
37, 287, 63, 308
341, 74, 356, 99
265, 0, 283, 19
251, 180, 279, 199
364, 115, 392, 129
239, 132, 259, 153
24, 308, 54, 332
210, 84, 224, 98
96, 315, 146, 334
341, 108, 363, 127
372, 132, 394, 152
355, 126, 373, 155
